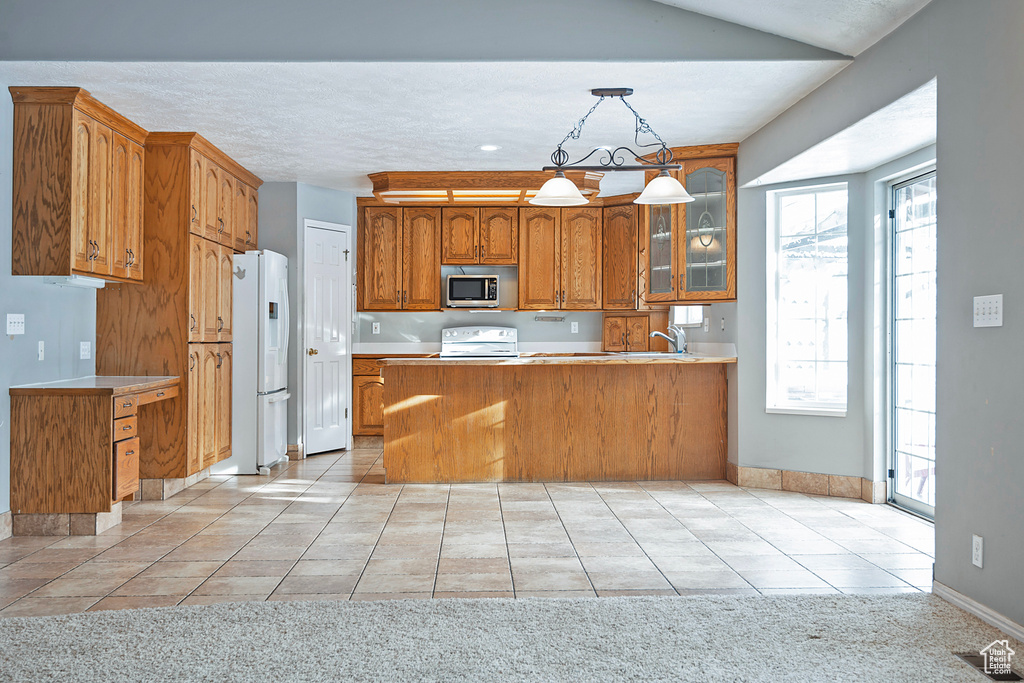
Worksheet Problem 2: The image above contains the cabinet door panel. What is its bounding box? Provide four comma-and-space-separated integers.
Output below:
188, 234, 204, 342
215, 346, 232, 464
218, 244, 233, 341
602, 204, 638, 309
218, 173, 234, 248
603, 316, 627, 352
88, 118, 113, 275
202, 239, 220, 341
125, 140, 145, 280
71, 113, 93, 272
189, 151, 204, 237
109, 133, 130, 279
679, 157, 736, 301
233, 181, 249, 252
203, 159, 221, 242
560, 207, 602, 310
247, 189, 258, 249
402, 207, 441, 310
518, 208, 560, 310
187, 346, 202, 475
361, 207, 402, 310
200, 345, 218, 470
642, 202, 679, 302
626, 316, 649, 352
479, 207, 518, 264
353, 376, 384, 435
441, 208, 478, 264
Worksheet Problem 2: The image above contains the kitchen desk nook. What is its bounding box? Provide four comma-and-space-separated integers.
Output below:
380, 355, 734, 483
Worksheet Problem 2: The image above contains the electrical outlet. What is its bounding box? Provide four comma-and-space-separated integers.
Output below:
972, 535, 983, 568
703, 317, 710, 333
371, 322, 381, 335
6, 314, 25, 336
80, 341, 91, 359
720, 317, 726, 332
570, 321, 579, 334
973, 294, 1003, 327
37, 340, 44, 361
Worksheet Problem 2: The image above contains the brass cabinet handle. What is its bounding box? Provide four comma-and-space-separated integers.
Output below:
308, 348, 319, 356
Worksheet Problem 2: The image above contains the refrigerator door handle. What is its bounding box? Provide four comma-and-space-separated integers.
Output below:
280, 276, 290, 365
267, 392, 291, 404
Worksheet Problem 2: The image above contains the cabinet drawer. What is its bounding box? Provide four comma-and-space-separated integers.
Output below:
114, 394, 138, 418
113, 416, 137, 442
138, 384, 179, 406
113, 436, 140, 501
353, 357, 384, 376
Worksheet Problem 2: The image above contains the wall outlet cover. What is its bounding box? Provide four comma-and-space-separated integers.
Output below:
37, 340, 44, 361
973, 294, 1003, 327
371, 322, 381, 335
703, 317, 710, 333
80, 341, 91, 359
6, 313, 25, 335
570, 321, 579, 334
972, 534, 983, 568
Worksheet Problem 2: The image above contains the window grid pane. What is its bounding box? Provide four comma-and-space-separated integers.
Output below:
768, 184, 848, 411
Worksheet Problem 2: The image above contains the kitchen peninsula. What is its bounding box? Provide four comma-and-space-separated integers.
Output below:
381, 354, 734, 483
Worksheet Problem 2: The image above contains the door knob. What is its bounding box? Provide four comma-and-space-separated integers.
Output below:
308, 348, 319, 356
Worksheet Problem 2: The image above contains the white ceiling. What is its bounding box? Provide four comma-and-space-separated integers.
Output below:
651, 0, 933, 55
0, 61, 846, 196
745, 79, 936, 187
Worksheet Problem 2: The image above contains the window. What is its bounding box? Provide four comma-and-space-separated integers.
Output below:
671, 305, 704, 328
766, 183, 849, 415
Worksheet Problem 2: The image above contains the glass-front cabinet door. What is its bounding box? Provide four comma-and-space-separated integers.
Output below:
642, 203, 679, 302
679, 157, 736, 301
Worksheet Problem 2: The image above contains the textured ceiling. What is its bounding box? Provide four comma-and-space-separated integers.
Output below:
650, 0, 933, 55
745, 79, 936, 187
0, 61, 844, 196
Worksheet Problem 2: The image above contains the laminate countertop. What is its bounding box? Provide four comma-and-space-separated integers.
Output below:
9, 375, 179, 396
380, 353, 736, 366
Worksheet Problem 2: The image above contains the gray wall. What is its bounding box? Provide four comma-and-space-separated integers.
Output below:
358, 311, 604, 346
737, 0, 1024, 627
0, 81, 97, 515
257, 182, 356, 448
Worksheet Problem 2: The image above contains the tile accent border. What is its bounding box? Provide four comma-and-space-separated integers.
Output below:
140, 468, 211, 501
0, 511, 12, 540
726, 464, 887, 504
934, 580, 1024, 643
13, 503, 124, 537
287, 444, 303, 461
353, 436, 383, 449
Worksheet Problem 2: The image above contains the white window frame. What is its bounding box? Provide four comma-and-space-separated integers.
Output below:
766, 182, 849, 417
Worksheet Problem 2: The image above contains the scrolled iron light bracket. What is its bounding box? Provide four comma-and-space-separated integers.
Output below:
542, 88, 681, 173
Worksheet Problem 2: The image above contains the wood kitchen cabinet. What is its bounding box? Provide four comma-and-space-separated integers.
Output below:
602, 203, 639, 309
10, 87, 148, 283
97, 133, 261, 486
352, 355, 432, 436
641, 153, 736, 304
519, 206, 602, 310
602, 316, 648, 352
442, 207, 518, 265
360, 206, 441, 310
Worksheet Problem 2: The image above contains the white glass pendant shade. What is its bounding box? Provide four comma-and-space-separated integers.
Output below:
635, 170, 694, 205
529, 172, 588, 206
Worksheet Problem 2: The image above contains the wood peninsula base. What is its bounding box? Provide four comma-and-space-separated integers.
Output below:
381, 357, 731, 483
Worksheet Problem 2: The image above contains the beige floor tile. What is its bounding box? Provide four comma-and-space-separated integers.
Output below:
112, 576, 207, 596
195, 576, 284, 595
209, 560, 293, 580
639, 542, 716, 558
512, 572, 592, 592
885, 568, 933, 586
363, 558, 438, 575
663, 570, 752, 590
838, 585, 922, 595
571, 542, 646, 557
88, 595, 184, 611
736, 569, 832, 589
289, 560, 366, 576
0, 596, 100, 617
349, 592, 432, 601
675, 588, 762, 597
759, 587, 841, 596
434, 573, 513, 592
0, 577, 51, 599
17, 548, 105, 564
434, 591, 514, 599
515, 590, 597, 599
138, 561, 224, 578
722, 555, 805, 572
595, 589, 679, 597
651, 555, 731, 572
180, 594, 268, 606
586, 572, 673, 591
62, 561, 151, 580
579, 556, 658, 573
510, 557, 584, 573
267, 592, 351, 602
812, 569, 912, 588
31, 576, 130, 597
353, 573, 436, 594
506, 543, 577, 558
0, 561, 79, 579
160, 546, 239, 562
439, 544, 509, 559
858, 552, 935, 570
298, 544, 374, 561
368, 544, 439, 560
275, 575, 360, 594
437, 558, 510, 574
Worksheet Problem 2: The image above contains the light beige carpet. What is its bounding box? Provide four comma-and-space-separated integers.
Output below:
0, 594, 1018, 682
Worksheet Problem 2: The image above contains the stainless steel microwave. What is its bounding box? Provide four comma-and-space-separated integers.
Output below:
446, 274, 499, 307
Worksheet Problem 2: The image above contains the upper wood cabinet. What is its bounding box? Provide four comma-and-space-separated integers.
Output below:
10, 87, 148, 282
233, 182, 250, 252
641, 155, 736, 304
519, 207, 601, 310
360, 206, 441, 310
602, 204, 638, 309
218, 243, 233, 341
441, 207, 518, 265
188, 234, 205, 342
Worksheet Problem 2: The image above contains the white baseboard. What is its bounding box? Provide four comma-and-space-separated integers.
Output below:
933, 580, 1024, 642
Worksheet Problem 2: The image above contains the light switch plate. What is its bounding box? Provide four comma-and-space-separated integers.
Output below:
570, 321, 579, 334
973, 294, 1003, 327
80, 341, 91, 359
37, 340, 44, 361
6, 313, 25, 335
972, 534, 984, 568
371, 322, 381, 335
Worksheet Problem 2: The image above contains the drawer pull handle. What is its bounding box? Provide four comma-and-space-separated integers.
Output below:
156, 392, 164, 397
122, 401, 132, 408
125, 450, 135, 456
122, 425, 131, 431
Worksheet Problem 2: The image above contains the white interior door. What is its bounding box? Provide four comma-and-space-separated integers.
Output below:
303, 224, 350, 454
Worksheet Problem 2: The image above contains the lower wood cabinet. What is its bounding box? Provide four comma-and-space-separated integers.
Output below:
193, 343, 232, 471
354, 375, 385, 436
602, 312, 671, 352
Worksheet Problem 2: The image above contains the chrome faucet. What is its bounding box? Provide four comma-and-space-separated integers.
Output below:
650, 325, 687, 353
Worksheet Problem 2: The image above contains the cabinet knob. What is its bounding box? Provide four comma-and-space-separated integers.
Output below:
307, 348, 319, 356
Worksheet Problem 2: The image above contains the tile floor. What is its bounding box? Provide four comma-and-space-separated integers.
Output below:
0, 449, 934, 617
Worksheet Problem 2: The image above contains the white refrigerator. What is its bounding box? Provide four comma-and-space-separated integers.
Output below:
212, 250, 290, 475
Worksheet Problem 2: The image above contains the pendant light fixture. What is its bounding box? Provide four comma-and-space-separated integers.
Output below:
531, 88, 694, 207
